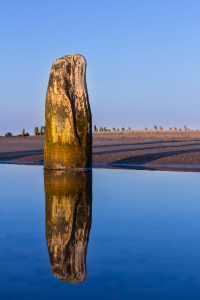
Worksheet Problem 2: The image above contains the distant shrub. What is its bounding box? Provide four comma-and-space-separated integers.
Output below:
5, 132, 12, 137
169, 128, 172, 130
40, 126, 45, 135
34, 127, 39, 136
154, 126, 157, 130
128, 127, 131, 131
113, 128, 116, 131
145, 127, 148, 130
160, 126, 163, 130
184, 125, 187, 130
122, 128, 125, 131
174, 127, 177, 130
179, 128, 182, 131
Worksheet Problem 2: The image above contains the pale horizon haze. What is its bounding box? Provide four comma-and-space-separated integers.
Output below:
0, 0, 199, 135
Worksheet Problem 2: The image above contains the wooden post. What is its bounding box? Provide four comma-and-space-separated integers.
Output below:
44, 54, 92, 169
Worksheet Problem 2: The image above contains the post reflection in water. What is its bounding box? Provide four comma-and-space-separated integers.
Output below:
44, 170, 92, 284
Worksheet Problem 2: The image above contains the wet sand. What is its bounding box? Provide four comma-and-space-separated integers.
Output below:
1, 130, 200, 172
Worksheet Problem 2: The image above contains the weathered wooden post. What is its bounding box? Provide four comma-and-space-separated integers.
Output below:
44, 54, 92, 170
22, 129, 25, 136
184, 125, 187, 130
154, 126, 157, 130
34, 127, 39, 136
102, 127, 106, 132
40, 126, 43, 135
99, 127, 102, 132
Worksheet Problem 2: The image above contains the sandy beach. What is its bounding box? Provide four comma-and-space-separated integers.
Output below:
1, 130, 200, 172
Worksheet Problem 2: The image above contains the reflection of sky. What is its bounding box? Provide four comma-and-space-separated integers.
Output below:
1, 165, 200, 299
0, 1, 200, 135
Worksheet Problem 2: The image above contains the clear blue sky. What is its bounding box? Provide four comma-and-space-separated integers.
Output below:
0, 0, 199, 135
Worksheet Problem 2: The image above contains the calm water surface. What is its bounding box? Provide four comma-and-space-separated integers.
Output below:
0, 165, 200, 299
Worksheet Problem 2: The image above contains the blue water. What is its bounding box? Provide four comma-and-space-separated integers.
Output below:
0, 165, 200, 299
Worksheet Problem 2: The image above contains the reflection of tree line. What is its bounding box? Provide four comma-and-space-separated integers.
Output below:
44, 170, 92, 283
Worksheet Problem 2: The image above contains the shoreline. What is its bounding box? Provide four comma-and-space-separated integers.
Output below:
1, 160, 200, 173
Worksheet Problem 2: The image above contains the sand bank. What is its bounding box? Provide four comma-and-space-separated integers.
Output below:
0, 130, 200, 172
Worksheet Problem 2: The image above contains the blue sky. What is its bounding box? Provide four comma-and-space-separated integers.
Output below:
0, 0, 199, 135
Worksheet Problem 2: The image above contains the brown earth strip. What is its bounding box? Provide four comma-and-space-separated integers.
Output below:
0, 130, 200, 172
